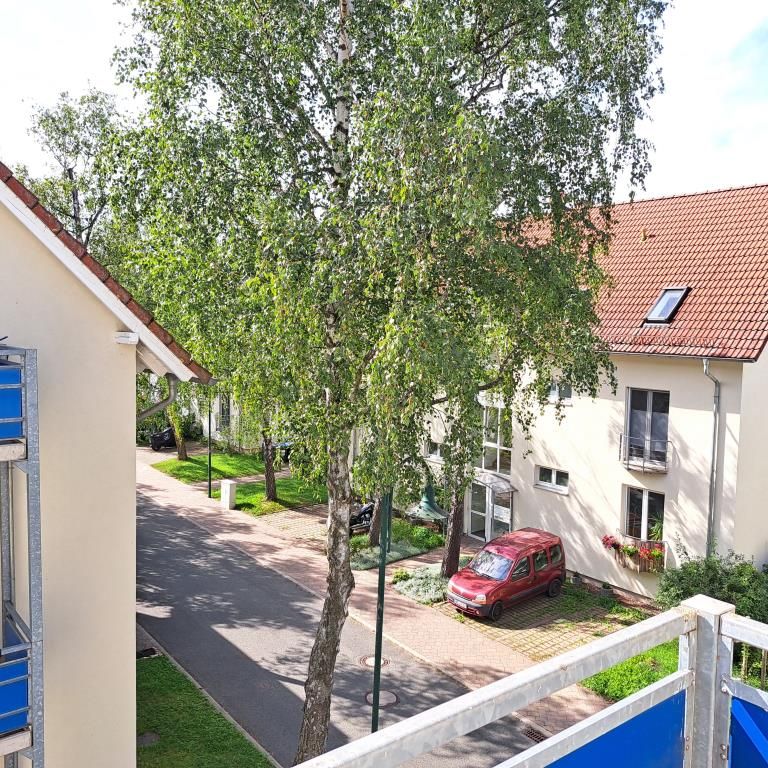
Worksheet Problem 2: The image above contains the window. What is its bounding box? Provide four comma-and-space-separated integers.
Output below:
646, 287, 688, 323
625, 487, 665, 541
535, 465, 569, 493
549, 544, 563, 565
510, 556, 531, 581
549, 381, 573, 403
627, 389, 669, 463
426, 440, 442, 460
468, 550, 514, 581
478, 406, 512, 475
533, 550, 548, 572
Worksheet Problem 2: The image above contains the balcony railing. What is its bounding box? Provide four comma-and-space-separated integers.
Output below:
618, 433, 670, 473
294, 595, 768, 768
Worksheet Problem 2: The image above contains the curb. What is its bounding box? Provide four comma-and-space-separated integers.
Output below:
136, 622, 283, 768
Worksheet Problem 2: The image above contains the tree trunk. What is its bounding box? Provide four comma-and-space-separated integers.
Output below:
167, 402, 188, 461
66, 167, 83, 240
262, 433, 277, 502
367, 495, 382, 548
294, 447, 355, 764
441, 487, 464, 579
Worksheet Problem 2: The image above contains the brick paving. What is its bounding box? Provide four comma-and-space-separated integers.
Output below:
136, 448, 608, 736
435, 590, 648, 661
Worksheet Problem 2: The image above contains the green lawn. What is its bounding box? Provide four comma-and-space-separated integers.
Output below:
137, 655, 272, 768
214, 475, 327, 515
152, 452, 266, 484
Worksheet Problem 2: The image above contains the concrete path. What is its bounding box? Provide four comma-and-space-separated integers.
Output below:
137, 448, 606, 743
138, 478, 530, 767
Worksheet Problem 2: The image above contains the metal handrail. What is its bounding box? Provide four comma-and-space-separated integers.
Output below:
618, 433, 670, 472
294, 608, 695, 768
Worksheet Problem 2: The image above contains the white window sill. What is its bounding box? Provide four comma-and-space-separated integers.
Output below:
547, 398, 573, 407
534, 482, 569, 496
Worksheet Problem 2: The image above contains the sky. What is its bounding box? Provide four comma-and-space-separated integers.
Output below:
0, 1, 767, 201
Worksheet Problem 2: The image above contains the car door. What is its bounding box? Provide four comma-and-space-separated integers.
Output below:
532, 549, 550, 592
503, 554, 534, 605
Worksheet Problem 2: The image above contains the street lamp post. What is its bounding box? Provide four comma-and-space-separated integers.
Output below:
371, 490, 392, 732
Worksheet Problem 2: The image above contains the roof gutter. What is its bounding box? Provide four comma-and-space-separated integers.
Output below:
137, 374, 179, 423
703, 359, 721, 557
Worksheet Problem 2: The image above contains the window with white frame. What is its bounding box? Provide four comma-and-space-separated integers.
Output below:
625, 486, 665, 541
219, 394, 231, 430
474, 406, 512, 475
426, 439, 443, 460
535, 465, 569, 493
549, 381, 573, 403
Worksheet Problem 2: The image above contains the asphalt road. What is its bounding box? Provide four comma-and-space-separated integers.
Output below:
137, 488, 531, 767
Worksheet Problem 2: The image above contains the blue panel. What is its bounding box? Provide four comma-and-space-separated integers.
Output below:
0, 363, 22, 440
731, 698, 768, 768
549, 693, 686, 768
0, 621, 28, 735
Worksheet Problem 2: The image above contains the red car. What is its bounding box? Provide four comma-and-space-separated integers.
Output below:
447, 528, 566, 621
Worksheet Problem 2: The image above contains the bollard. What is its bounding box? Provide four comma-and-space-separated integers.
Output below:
220, 480, 237, 510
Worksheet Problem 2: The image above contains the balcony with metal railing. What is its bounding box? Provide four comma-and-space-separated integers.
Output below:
618, 433, 671, 473
294, 595, 768, 768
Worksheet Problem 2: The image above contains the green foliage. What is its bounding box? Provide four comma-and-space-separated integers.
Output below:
153, 452, 266, 484
391, 518, 444, 550
350, 520, 445, 570
392, 564, 450, 605
137, 656, 271, 768
657, 549, 768, 623
391, 569, 411, 584
349, 540, 427, 571
349, 535, 370, 555
583, 641, 678, 702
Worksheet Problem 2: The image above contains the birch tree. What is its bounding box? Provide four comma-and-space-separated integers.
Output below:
118, 0, 667, 760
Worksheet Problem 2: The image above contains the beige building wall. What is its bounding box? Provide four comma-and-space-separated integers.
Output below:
733, 349, 768, 563
0, 203, 137, 767
461, 355, 743, 598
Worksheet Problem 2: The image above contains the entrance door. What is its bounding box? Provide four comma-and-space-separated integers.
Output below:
469, 482, 513, 541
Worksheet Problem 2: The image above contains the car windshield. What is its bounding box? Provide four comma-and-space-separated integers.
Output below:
469, 550, 514, 581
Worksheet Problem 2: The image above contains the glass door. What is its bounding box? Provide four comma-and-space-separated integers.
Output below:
469, 482, 513, 541
491, 489, 512, 539
470, 482, 487, 538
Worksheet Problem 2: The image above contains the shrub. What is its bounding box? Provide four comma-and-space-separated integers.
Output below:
657, 549, 768, 623
350, 535, 369, 555
389, 518, 444, 550
391, 569, 411, 584
392, 564, 448, 604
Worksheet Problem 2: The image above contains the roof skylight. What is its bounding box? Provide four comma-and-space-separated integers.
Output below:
646, 287, 688, 323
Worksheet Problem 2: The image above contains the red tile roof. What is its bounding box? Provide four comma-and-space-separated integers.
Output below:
0, 160, 212, 383
597, 185, 768, 361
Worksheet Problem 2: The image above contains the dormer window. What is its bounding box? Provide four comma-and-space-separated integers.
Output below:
646, 287, 688, 324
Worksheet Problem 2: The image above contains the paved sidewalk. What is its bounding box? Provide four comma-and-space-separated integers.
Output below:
136, 448, 607, 735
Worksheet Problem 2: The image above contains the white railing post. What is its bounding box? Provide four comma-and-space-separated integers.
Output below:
680, 596, 735, 768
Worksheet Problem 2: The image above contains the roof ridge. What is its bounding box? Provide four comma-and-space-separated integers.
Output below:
614, 182, 768, 207
0, 158, 212, 384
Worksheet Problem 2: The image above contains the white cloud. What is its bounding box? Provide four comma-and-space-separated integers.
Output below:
627, 0, 768, 200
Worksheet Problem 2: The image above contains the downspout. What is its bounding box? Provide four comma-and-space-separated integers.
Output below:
703, 359, 721, 557
137, 374, 179, 423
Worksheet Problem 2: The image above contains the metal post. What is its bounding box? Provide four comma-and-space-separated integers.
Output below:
371, 491, 392, 733
680, 595, 735, 768
0, 460, 15, 768
207, 394, 212, 499
24, 351, 44, 767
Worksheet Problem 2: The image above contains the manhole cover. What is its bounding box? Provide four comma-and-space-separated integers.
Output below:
359, 655, 389, 669
365, 690, 398, 707
523, 726, 547, 744
137, 732, 161, 747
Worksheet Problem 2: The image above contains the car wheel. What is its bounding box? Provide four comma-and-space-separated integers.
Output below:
547, 578, 562, 598
150, 443, 161, 452
489, 601, 503, 621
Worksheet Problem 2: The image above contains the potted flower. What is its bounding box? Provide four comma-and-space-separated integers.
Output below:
639, 544, 665, 573
601, 534, 620, 551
